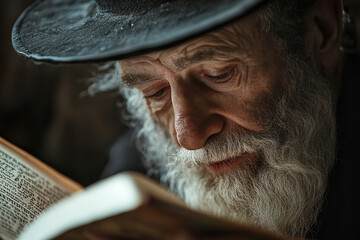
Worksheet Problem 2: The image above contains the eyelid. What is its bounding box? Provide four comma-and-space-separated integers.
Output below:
143, 86, 170, 99
144, 87, 165, 98
203, 67, 235, 82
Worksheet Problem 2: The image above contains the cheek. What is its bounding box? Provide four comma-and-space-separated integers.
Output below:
246, 90, 278, 128
221, 94, 268, 131
223, 78, 281, 131
145, 99, 177, 141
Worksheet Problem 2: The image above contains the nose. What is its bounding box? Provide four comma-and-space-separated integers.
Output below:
172, 84, 224, 150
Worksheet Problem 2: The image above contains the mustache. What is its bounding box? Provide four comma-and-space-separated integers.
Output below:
173, 129, 271, 166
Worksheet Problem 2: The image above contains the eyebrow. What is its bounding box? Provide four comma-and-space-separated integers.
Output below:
173, 46, 235, 70
121, 73, 156, 87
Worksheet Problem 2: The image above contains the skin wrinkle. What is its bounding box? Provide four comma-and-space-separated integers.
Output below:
121, 46, 247, 87
210, 18, 262, 60
172, 47, 235, 70
121, 18, 260, 88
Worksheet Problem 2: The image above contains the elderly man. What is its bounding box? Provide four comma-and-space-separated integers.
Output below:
12, 0, 357, 239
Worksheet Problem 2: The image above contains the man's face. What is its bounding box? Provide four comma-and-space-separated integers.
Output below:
120, 16, 284, 174
119, 13, 336, 238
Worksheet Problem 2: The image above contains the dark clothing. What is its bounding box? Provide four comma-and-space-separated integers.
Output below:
101, 129, 146, 178
315, 51, 360, 239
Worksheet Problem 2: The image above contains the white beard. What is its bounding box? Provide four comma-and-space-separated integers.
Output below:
120, 54, 336, 238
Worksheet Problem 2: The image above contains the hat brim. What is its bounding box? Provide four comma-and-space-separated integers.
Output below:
12, 0, 264, 63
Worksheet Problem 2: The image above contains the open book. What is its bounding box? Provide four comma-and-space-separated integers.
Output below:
0, 137, 290, 240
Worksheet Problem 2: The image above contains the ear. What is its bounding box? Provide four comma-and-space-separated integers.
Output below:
308, 0, 343, 73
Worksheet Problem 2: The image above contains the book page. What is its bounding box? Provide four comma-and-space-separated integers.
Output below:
19, 172, 290, 240
0, 138, 82, 240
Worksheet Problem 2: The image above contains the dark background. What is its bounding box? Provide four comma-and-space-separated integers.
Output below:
0, 0, 128, 186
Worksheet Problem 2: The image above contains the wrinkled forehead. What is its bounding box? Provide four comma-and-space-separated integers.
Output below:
119, 36, 216, 68
119, 16, 258, 71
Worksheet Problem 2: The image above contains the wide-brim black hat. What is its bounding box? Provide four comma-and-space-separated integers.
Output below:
12, 0, 265, 63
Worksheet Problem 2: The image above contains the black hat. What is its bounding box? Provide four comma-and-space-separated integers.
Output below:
12, 0, 265, 63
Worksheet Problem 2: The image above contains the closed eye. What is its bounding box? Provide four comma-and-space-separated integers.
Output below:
204, 67, 235, 82
144, 87, 166, 99
205, 71, 230, 79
